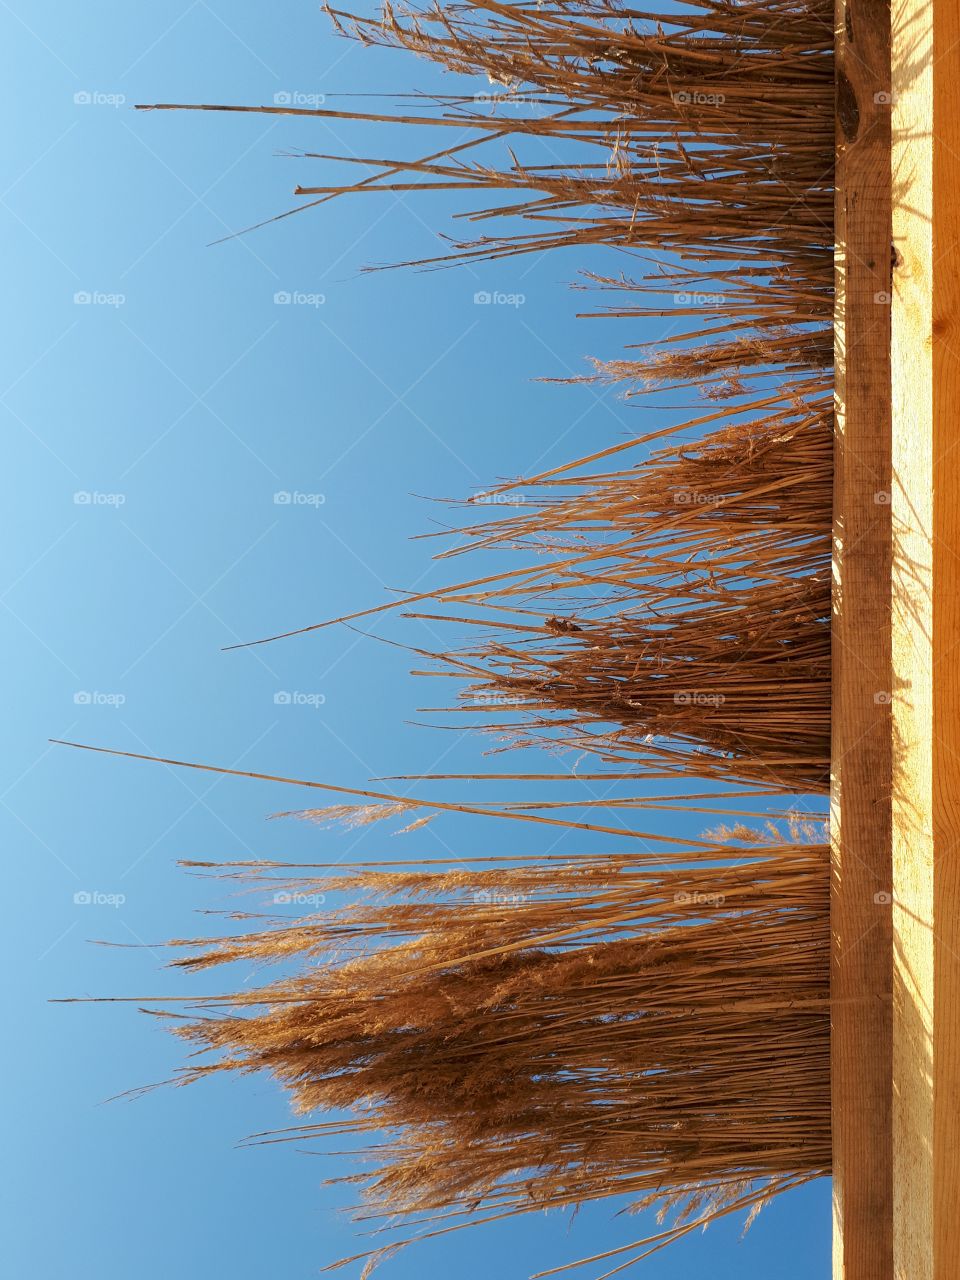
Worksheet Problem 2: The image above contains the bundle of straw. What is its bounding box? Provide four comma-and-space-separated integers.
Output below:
315, 0, 834, 320
155, 835, 829, 1272
370, 399, 831, 793
78, 2, 842, 1273
142, 0, 834, 374
143, 0, 834, 792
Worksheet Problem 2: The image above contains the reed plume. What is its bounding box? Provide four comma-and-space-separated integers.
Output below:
154, 833, 830, 1272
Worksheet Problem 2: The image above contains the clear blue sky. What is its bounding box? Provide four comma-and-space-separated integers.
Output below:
3, 3, 830, 1277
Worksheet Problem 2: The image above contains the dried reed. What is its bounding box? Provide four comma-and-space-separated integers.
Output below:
141, 0, 833, 331
136, 0, 834, 792
154, 831, 830, 1274
56, 736, 831, 1272
82, 2, 842, 1273
351, 398, 831, 793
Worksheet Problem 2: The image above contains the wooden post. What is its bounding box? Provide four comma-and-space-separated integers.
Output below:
832, 1, 894, 1277
835, 0, 960, 1274
890, 0, 960, 1276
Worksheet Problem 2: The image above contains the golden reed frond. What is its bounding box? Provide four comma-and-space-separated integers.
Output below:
158, 840, 829, 1273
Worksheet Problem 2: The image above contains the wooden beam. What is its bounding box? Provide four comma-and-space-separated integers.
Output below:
832, 1, 894, 1277
891, 0, 960, 1275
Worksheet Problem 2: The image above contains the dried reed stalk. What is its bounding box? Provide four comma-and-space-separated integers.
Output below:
148, 830, 829, 1275
380, 398, 831, 793
57, 737, 831, 1268
136, 0, 834, 792
140, 0, 833, 332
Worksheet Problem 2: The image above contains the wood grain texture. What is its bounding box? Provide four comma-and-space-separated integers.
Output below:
890, 3, 932, 1276
891, 0, 960, 1275
931, 0, 960, 1263
832, 1, 894, 1277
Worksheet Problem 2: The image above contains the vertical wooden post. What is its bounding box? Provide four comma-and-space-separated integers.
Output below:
891, 0, 960, 1275
832, 1, 894, 1277
835, 0, 960, 1272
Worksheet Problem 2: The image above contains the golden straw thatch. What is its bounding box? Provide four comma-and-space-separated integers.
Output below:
66, 2, 841, 1274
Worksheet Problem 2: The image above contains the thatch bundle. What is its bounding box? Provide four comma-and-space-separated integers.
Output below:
153, 835, 829, 1271
385, 399, 830, 793
147, 0, 832, 317
74, 2, 843, 1273
315, 0, 835, 321
142, 0, 834, 415
234, 396, 830, 793
144, 1, 835, 793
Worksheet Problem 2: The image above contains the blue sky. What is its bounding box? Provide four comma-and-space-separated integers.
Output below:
2, 3, 830, 1277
